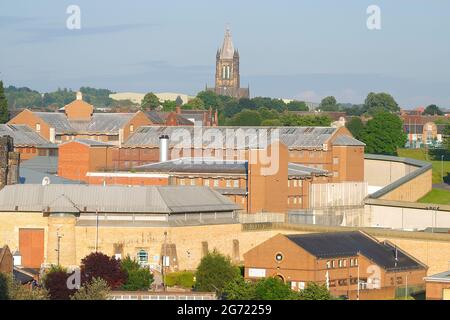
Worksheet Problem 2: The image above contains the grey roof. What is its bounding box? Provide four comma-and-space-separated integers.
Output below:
219, 28, 235, 59
21, 156, 59, 174
0, 124, 51, 146
365, 154, 433, 199
19, 167, 82, 185
135, 158, 248, 174
424, 270, 450, 282
286, 231, 426, 272
332, 135, 366, 146
0, 184, 239, 214
34, 111, 136, 134
61, 139, 113, 147
147, 111, 194, 126
288, 163, 329, 177
124, 126, 340, 150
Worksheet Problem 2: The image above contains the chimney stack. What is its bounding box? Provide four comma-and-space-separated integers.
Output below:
76, 91, 83, 101
159, 135, 169, 162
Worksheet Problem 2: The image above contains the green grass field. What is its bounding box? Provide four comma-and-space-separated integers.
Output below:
397, 148, 450, 184
418, 189, 450, 205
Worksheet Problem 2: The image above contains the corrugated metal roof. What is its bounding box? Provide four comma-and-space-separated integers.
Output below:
332, 135, 366, 146
19, 167, 82, 185
21, 156, 59, 174
135, 158, 248, 174
0, 124, 51, 146
286, 231, 426, 271
0, 184, 239, 214
124, 126, 339, 149
60, 139, 114, 147
34, 112, 74, 132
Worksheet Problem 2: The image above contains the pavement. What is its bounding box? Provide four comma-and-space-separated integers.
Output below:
432, 183, 450, 191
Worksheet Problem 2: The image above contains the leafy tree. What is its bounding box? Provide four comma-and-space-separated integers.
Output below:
346, 117, 365, 140
175, 95, 184, 107
0, 81, 10, 123
252, 97, 286, 112
0, 272, 49, 300
360, 112, 406, 155
81, 252, 126, 289
162, 100, 177, 111
343, 104, 366, 116
4, 85, 42, 109
197, 91, 222, 109
423, 104, 444, 116
287, 100, 308, 111
364, 92, 399, 114
298, 282, 334, 300
120, 256, 154, 291
261, 119, 283, 126
141, 92, 160, 111
227, 109, 262, 126
223, 276, 256, 300
42, 88, 76, 109
280, 114, 331, 126
43, 265, 76, 300
258, 107, 280, 121
195, 250, 240, 296
80, 87, 115, 107
183, 97, 206, 110
238, 98, 257, 111
70, 278, 110, 300
254, 277, 299, 300
319, 96, 338, 111
444, 123, 450, 152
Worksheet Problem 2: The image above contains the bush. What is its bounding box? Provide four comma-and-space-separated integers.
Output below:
81, 252, 126, 289
0, 272, 48, 300
165, 271, 195, 289
254, 278, 299, 300
71, 278, 110, 300
120, 256, 154, 291
43, 266, 76, 300
298, 282, 335, 300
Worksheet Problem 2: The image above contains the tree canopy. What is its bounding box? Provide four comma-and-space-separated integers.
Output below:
141, 92, 160, 111
0, 81, 9, 123
364, 92, 399, 114
319, 96, 338, 111
423, 104, 444, 116
346, 117, 365, 140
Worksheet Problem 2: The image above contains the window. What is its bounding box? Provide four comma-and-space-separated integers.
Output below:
130, 125, 134, 132
299, 282, 305, 290
338, 260, 343, 268
204, 179, 209, 186
190, 179, 196, 186
350, 259, 354, 267
299, 180, 303, 187
36, 123, 41, 132
179, 179, 185, 186
226, 180, 231, 188
293, 198, 297, 204
326, 261, 332, 269
275, 252, 283, 262
288, 180, 290, 187
137, 250, 148, 265
293, 180, 297, 187
354, 258, 358, 266
332, 260, 336, 268
233, 180, 239, 188
213, 179, 219, 187
333, 157, 339, 165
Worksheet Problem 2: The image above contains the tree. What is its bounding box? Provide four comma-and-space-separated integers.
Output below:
141, 92, 160, 111
0, 81, 10, 123
444, 123, 450, 152
360, 112, 407, 155
197, 91, 222, 109
253, 277, 299, 300
81, 252, 127, 289
161, 100, 177, 111
227, 110, 262, 126
423, 104, 444, 116
319, 96, 338, 111
298, 282, 334, 300
175, 95, 184, 107
43, 266, 77, 300
364, 92, 399, 114
70, 278, 110, 300
120, 256, 154, 291
223, 276, 256, 300
346, 117, 365, 140
195, 250, 240, 296
287, 100, 308, 111
183, 97, 206, 110
280, 114, 332, 126
261, 119, 283, 126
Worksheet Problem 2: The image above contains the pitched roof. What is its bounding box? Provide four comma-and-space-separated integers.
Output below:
332, 135, 366, 146
21, 156, 59, 174
60, 139, 113, 147
286, 231, 426, 272
288, 163, 329, 177
424, 270, 450, 283
19, 167, 82, 185
219, 27, 235, 59
0, 184, 239, 214
0, 124, 51, 146
123, 126, 341, 150
135, 158, 248, 174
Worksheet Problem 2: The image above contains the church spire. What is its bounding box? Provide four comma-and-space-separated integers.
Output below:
220, 26, 235, 59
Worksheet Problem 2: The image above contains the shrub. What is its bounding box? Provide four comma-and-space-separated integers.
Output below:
165, 271, 195, 289
81, 252, 126, 289
254, 277, 299, 300
0, 272, 49, 300
71, 278, 110, 300
43, 266, 76, 300
120, 256, 154, 291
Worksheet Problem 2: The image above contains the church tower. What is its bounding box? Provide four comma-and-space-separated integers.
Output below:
207, 27, 249, 99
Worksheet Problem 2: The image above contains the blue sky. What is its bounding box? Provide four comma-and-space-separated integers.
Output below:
1, 0, 449, 108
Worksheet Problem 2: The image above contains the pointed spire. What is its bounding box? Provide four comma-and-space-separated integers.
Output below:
220, 26, 235, 59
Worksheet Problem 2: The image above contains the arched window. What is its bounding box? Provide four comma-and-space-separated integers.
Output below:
226, 66, 231, 79
222, 66, 226, 79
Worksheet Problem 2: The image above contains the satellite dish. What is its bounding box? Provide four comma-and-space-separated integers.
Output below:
42, 176, 51, 186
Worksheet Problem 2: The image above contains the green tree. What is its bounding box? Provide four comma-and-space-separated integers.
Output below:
141, 92, 160, 111
161, 100, 177, 111
360, 112, 407, 155
70, 278, 110, 300
0, 81, 10, 123
0, 272, 49, 300
444, 123, 450, 151
319, 96, 338, 111
280, 114, 332, 126
195, 250, 240, 296
120, 256, 154, 291
183, 97, 206, 110
175, 95, 184, 107
423, 104, 444, 116
287, 100, 308, 111
346, 117, 365, 140
223, 276, 256, 300
298, 282, 334, 300
197, 91, 222, 109
364, 92, 399, 114
254, 277, 299, 300
227, 109, 262, 126
261, 119, 283, 126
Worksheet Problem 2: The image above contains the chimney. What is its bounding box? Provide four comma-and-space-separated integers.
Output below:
76, 91, 83, 100
49, 127, 56, 143
175, 106, 181, 114
159, 135, 169, 162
